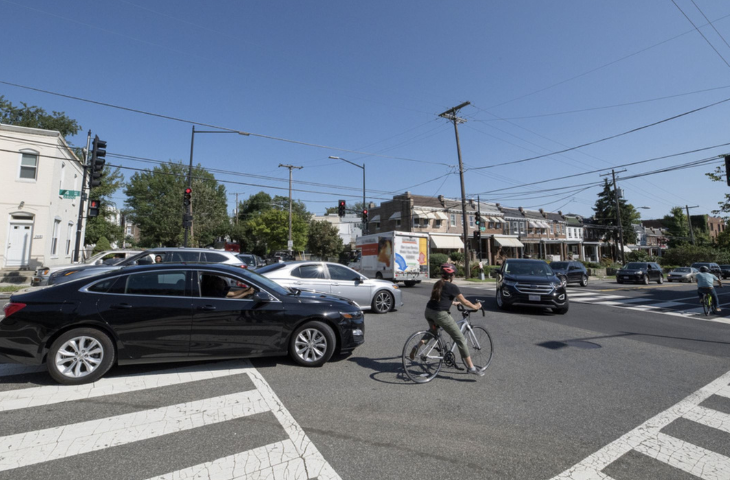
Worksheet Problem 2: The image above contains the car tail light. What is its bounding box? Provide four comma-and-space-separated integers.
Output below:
239, 264, 248, 269
3, 303, 26, 319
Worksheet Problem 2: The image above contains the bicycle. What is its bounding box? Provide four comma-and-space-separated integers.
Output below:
700, 287, 720, 316
402, 303, 493, 384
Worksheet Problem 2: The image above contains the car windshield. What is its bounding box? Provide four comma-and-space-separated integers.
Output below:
83, 251, 110, 264
674, 268, 690, 272
625, 263, 647, 270
239, 269, 290, 296
256, 263, 288, 274
237, 254, 255, 266
504, 261, 553, 276
550, 262, 569, 269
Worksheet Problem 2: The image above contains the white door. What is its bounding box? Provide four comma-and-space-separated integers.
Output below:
6, 223, 33, 267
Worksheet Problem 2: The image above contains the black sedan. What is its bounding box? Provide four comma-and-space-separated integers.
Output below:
495, 259, 569, 314
0, 264, 364, 385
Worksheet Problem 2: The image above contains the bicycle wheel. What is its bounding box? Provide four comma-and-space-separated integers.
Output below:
402, 331, 443, 384
703, 295, 711, 316
462, 326, 494, 372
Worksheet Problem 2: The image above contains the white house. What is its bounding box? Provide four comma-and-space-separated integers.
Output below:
312, 213, 362, 246
0, 124, 87, 270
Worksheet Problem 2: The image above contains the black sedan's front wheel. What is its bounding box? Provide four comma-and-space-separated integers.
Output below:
48, 328, 115, 385
372, 290, 394, 313
290, 321, 335, 367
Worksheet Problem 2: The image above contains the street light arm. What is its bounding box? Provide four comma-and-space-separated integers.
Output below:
329, 155, 363, 169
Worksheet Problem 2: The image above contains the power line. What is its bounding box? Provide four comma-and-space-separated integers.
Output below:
690, 0, 730, 51
467, 95, 730, 171
671, 0, 730, 69
0, 79, 453, 167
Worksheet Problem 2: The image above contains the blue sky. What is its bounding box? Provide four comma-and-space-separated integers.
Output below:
3, 0, 730, 219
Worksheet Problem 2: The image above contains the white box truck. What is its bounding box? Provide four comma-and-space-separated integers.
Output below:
350, 231, 429, 286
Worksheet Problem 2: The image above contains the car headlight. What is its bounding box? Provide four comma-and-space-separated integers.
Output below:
340, 311, 363, 320
391, 285, 399, 289
635, 271, 643, 275
503, 279, 517, 286
550, 281, 561, 288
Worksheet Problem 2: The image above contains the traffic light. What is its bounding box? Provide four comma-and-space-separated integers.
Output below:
475, 215, 482, 227
338, 199, 346, 217
183, 188, 192, 208
182, 213, 193, 228
473, 230, 480, 240
89, 135, 106, 188
88, 199, 100, 218
362, 209, 368, 223
725, 156, 730, 187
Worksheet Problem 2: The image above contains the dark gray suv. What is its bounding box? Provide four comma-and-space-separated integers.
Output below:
549, 261, 589, 287
617, 262, 664, 285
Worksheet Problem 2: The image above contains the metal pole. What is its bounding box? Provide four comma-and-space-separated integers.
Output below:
185, 126, 195, 247
73, 130, 92, 262
612, 170, 625, 264
686, 205, 698, 245
279, 164, 303, 256
363, 163, 367, 235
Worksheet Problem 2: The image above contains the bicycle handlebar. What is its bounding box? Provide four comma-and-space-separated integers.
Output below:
456, 302, 486, 316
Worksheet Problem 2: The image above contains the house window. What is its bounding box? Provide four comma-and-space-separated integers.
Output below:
512, 221, 517, 234
450, 214, 456, 227
126, 225, 133, 235
66, 223, 74, 255
19, 152, 39, 180
520, 222, 526, 234
469, 215, 474, 227
375, 222, 381, 230
59, 163, 65, 194
395, 219, 401, 228
51, 219, 61, 256
435, 219, 442, 228
488, 221, 494, 229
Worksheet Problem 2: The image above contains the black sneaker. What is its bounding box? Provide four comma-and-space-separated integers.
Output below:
467, 367, 485, 377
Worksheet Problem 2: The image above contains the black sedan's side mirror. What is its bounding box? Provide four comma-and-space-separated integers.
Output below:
252, 291, 271, 302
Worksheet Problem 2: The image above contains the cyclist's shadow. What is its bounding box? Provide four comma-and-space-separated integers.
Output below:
347, 355, 479, 384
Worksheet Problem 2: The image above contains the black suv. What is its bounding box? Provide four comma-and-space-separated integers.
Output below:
496, 259, 569, 314
691, 262, 722, 277
549, 261, 589, 287
617, 262, 664, 285
720, 265, 730, 279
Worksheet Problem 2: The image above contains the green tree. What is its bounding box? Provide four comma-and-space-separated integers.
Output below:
307, 220, 344, 260
662, 206, 689, 248
93, 236, 112, 254
125, 162, 229, 247
237, 191, 273, 221
247, 210, 308, 253
84, 165, 125, 245
272, 195, 311, 220
592, 179, 639, 246
324, 201, 365, 216
0, 96, 81, 138
707, 166, 730, 216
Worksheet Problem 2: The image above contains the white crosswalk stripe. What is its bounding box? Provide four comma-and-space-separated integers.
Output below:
567, 288, 730, 324
552, 369, 730, 480
0, 360, 341, 480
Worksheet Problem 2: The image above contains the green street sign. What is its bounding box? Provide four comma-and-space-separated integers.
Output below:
59, 189, 81, 199
480, 227, 486, 232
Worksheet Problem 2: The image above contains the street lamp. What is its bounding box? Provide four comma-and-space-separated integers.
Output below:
329, 156, 367, 234
186, 126, 249, 247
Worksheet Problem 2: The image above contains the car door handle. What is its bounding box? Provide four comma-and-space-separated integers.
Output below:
110, 303, 132, 309
197, 305, 216, 311
331, 282, 339, 286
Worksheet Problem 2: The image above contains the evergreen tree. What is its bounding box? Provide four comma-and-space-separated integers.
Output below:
662, 206, 689, 248
592, 178, 639, 246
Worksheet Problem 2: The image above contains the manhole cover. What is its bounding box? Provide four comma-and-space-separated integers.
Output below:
564, 340, 601, 349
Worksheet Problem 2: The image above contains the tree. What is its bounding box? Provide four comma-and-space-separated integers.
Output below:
125, 162, 229, 247
307, 220, 344, 260
93, 236, 112, 254
272, 195, 311, 220
662, 206, 689, 248
246, 209, 308, 253
324, 201, 365, 216
84, 165, 125, 246
592, 179, 639, 247
0, 96, 81, 138
707, 166, 730, 216
237, 191, 273, 221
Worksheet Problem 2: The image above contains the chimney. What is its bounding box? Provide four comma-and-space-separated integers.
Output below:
405, 191, 412, 198
469, 199, 475, 208
438, 195, 445, 205
518, 206, 524, 213
539, 208, 544, 214
558, 211, 563, 216
496, 203, 501, 208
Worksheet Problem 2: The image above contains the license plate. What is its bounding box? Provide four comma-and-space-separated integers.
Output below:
529, 295, 540, 302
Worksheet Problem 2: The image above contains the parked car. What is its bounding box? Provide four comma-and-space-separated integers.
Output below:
495, 259, 569, 314
690, 262, 722, 277
548, 261, 589, 287
48, 248, 245, 285
31, 249, 142, 286
719, 265, 730, 279
667, 267, 699, 283
617, 262, 664, 284
0, 264, 364, 385
257, 261, 403, 313
237, 253, 266, 270
267, 251, 295, 264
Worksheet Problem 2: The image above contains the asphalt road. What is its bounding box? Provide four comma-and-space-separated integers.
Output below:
0, 282, 729, 479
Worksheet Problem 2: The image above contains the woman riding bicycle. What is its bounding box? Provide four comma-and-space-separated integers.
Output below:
410, 263, 485, 376
697, 265, 722, 312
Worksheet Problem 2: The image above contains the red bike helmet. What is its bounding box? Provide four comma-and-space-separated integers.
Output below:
440, 263, 456, 276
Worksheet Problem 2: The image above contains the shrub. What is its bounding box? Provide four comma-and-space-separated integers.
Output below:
579, 260, 601, 268
448, 251, 464, 263
661, 245, 727, 266
93, 237, 111, 254
430, 253, 449, 278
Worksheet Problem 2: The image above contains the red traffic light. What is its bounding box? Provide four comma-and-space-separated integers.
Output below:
185, 188, 192, 194
339, 201, 345, 206
90, 200, 99, 208
363, 209, 367, 215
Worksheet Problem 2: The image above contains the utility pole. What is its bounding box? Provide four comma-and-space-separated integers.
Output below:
601, 169, 627, 264
73, 130, 92, 262
279, 164, 303, 256
686, 205, 699, 245
477, 195, 482, 262
439, 101, 471, 278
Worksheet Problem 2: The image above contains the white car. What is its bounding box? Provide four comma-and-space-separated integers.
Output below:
257, 261, 403, 313
32, 249, 142, 286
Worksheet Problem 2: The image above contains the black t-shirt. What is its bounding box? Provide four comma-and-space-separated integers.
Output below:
426, 281, 461, 312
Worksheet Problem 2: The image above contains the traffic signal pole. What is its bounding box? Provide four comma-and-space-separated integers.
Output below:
73, 130, 92, 262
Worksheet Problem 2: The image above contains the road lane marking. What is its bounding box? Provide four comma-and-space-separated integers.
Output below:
634, 432, 730, 479
146, 440, 307, 480
0, 389, 269, 472
552, 369, 730, 479
683, 405, 730, 434
0, 360, 253, 413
